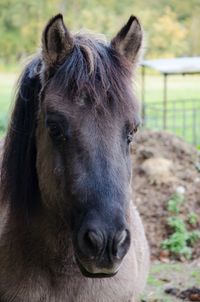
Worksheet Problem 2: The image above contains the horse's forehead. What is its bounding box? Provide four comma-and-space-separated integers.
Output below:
43, 87, 137, 133
42, 43, 137, 123
44, 87, 135, 117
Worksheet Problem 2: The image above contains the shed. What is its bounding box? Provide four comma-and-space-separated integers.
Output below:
141, 57, 200, 144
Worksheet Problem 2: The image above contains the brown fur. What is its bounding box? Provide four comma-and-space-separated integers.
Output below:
0, 14, 149, 301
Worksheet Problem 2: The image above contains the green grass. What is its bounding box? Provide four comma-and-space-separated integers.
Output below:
136, 73, 200, 145
0, 71, 200, 144
190, 270, 200, 283
136, 73, 200, 102
142, 262, 200, 302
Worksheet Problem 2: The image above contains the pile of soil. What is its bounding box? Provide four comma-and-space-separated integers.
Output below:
165, 287, 200, 301
131, 130, 200, 260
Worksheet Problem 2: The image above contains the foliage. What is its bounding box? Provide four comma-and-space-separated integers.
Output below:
167, 192, 184, 214
0, 0, 200, 64
162, 217, 200, 259
161, 192, 200, 259
188, 212, 198, 225
152, 7, 187, 57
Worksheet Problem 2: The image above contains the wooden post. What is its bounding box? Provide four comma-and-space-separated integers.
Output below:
163, 73, 168, 129
193, 108, 197, 145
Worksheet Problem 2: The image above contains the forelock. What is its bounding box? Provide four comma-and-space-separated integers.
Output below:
46, 32, 135, 113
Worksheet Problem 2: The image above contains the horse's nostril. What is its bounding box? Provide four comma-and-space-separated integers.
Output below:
117, 230, 128, 246
112, 229, 130, 260
84, 230, 104, 255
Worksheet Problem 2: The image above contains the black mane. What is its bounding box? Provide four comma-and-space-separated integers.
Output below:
0, 57, 42, 219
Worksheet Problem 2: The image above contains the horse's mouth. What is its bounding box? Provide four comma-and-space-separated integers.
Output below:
75, 257, 119, 279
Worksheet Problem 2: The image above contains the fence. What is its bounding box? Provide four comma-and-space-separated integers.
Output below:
143, 98, 200, 145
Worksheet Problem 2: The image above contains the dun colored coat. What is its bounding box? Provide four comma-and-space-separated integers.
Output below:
0, 14, 149, 302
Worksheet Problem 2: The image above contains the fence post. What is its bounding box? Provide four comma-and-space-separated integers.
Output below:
193, 108, 197, 145
163, 73, 168, 130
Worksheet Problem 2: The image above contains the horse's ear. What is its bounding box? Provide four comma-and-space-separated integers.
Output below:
111, 16, 143, 65
42, 14, 74, 68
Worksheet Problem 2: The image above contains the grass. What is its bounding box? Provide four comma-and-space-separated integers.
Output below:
136, 73, 200, 102
142, 262, 200, 302
137, 73, 200, 145
0, 70, 200, 144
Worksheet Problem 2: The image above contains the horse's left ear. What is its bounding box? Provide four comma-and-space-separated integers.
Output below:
41, 14, 74, 68
111, 16, 143, 65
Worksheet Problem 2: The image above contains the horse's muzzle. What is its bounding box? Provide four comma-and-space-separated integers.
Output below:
74, 221, 131, 278
75, 256, 119, 278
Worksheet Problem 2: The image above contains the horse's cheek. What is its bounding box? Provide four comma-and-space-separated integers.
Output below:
36, 123, 61, 207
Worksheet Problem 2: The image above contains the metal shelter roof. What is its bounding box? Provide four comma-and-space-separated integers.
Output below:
141, 57, 200, 75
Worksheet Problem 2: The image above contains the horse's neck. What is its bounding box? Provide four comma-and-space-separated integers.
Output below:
37, 210, 77, 274
3, 205, 76, 276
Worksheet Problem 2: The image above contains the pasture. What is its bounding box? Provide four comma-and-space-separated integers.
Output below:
136, 73, 200, 146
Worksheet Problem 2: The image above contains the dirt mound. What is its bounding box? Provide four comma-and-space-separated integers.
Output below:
165, 287, 200, 301
131, 130, 200, 260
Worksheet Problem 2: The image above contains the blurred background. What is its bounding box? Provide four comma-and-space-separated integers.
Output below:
0, 1, 200, 301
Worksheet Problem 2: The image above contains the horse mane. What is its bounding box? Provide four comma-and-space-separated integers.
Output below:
0, 56, 42, 219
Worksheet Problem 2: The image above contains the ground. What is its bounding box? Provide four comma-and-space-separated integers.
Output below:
131, 130, 200, 301
143, 261, 200, 302
132, 129, 200, 260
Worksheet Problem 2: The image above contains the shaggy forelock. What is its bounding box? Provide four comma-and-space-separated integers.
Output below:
48, 33, 134, 111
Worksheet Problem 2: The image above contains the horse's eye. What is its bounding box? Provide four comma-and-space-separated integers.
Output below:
127, 127, 137, 144
48, 123, 64, 140
127, 131, 134, 144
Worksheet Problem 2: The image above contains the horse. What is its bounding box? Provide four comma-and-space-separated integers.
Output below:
0, 14, 149, 302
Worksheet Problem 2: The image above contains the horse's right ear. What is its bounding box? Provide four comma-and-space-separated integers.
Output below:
42, 14, 74, 69
111, 16, 143, 65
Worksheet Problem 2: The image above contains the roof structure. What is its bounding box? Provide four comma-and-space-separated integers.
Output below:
141, 57, 200, 75
140, 57, 200, 131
